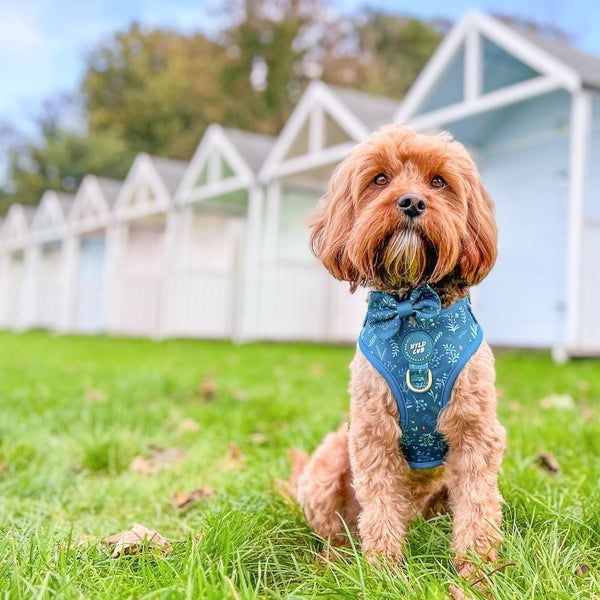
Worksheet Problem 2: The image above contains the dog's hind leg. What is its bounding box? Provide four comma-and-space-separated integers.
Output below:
296, 424, 360, 546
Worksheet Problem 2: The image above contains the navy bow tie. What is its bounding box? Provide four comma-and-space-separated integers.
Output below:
367, 286, 442, 340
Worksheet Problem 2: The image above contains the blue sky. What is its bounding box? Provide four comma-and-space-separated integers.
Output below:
2, 0, 600, 136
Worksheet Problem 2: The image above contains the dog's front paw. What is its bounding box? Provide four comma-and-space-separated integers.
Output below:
450, 558, 496, 600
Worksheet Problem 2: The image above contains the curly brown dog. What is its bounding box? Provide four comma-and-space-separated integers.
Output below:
295, 125, 506, 596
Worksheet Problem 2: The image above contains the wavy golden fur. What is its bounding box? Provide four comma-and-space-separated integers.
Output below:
297, 125, 506, 599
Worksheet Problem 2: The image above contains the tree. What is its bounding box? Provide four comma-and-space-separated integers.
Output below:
0, 124, 133, 213
348, 12, 444, 98
82, 24, 229, 160
0, 93, 135, 213
218, 0, 324, 133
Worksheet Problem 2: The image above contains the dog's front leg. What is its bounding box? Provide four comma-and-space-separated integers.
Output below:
349, 352, 413, 562
439, 343, 506, 581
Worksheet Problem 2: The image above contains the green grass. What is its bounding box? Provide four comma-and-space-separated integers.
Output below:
0, 332, 599, 599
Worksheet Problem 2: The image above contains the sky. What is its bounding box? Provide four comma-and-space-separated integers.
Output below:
1, 0, 600, 137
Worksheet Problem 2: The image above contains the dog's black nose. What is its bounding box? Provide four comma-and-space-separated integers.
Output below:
397, 193, 426, 219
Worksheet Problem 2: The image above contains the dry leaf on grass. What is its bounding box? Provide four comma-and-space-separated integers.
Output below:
575, 562, 591, 576
103, 523, 172, 558
84, 389, 108, 403
199, 378, 216, 401
176, 418, 201, 434
540, 394, 576, 410
216, 443, 245, 470
532, 451, 561, 476
232, 389, 248, 402
249, 433, 267, 444
130, 446, 185, 476
173, 487, 213, 510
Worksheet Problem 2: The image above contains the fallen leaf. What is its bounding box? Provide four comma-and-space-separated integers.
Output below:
103, 523, 172, 558
309, 363, 325, 377
540, 394, 576, 410
130, 446, 185, 476
576, 380, 590, 393
84, 389, 107, 403
575, 562, 591, 576
217, 443, 245, 470
199, 378, 216, 401
533, 452, 561, 476
176, 418, 201, 434
250, 433, 267, 444
232, 389, 247, 402
230, 443, 243, 459
173, 487, 213, 510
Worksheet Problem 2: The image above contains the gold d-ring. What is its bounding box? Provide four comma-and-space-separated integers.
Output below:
406, 368, 432, 393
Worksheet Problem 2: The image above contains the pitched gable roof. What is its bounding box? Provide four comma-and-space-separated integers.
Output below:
114, 153, 186, 220
32, 191, 74, 241
147, 157, 188, 197
259, 81, 398, 181
511, 26, 600, 90
223, 127, 275, 174
396, 11, 583, 127
327, 84, 399, 131
176, 124, 275, 205
1, 204, 36, 248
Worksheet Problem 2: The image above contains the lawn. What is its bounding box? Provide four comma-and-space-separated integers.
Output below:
0, 332, 599, 599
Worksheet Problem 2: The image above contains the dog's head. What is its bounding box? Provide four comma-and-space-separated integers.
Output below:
310, 125, 497, 296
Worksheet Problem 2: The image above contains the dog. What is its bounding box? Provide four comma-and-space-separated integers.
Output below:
295, 125, 506, 595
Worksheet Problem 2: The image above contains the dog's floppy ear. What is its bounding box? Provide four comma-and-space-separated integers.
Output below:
310, 157, 361, 291
459, 178, 498, 286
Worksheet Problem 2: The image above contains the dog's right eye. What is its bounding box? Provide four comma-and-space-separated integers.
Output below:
373, 173, 389, 186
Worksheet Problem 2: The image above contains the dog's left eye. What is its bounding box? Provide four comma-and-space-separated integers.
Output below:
373, 173, 389, 186
431, 175, 446, 189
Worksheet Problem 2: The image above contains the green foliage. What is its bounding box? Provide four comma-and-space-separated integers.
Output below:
0, 126, 133, 213
355, 13, 444, 98
0, 333, 600, 598
83, 24, 229, 160
219, 0, 315, 133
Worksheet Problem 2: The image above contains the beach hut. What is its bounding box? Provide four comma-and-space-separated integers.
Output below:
396, 11, 600, 357
257, 81, 398, 342
64, 175, 121, 333
27, 191, 74, 330
166, 124, 274, 340
0, 204, 36, 329
110, 154, 187, 337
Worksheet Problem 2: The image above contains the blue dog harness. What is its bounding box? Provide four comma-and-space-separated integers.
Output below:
358, 286, 483, 469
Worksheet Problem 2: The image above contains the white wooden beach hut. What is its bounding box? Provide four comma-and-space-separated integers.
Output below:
167, 124, 274, 340
257, 81, 398, 342
110, 154, 187, 337
27, 191, 74, 330
396, 11, 600, 357
0, 204, 36, 329
64, 175, 121, 334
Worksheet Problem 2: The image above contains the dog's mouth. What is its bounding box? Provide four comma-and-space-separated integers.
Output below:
372, 229, 441, 291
